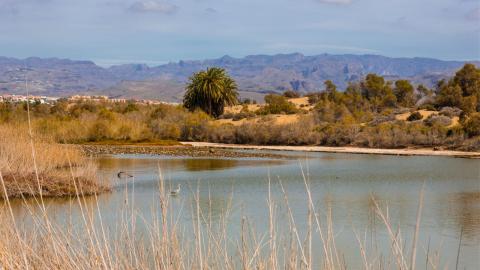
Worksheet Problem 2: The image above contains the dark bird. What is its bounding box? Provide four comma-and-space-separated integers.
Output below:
117, 171, 133, 179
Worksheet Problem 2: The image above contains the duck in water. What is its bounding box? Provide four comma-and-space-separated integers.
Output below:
117, 171, 133, 179
170, 184, 181, 196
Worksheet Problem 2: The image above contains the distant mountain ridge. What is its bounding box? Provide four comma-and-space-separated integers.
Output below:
0, 53, 478, 102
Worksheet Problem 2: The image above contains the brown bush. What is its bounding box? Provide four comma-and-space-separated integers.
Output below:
151, 120, 181, 140
0, 124, 109, 199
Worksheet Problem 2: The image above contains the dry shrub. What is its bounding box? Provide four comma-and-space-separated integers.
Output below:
209, 115, 321, 145
151, 119, 181, 140
439, 106, 462, 117
456, 136, 480, 151
35, 118, 91, 143
424, 115, 452, 127
205, 122, 237, 143
312, 120, 361, 146
0, 124, 109, 199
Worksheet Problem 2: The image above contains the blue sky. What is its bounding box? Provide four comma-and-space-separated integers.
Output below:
0, 0, 479, 66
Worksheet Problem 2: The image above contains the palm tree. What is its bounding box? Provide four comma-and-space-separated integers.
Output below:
183, 67, 238, 117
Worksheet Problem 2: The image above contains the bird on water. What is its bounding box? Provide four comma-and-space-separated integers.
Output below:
117, 171, 133, 179
170, 184, 181, 196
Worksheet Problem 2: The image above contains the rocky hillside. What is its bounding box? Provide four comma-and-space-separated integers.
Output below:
1, 54, 477, 102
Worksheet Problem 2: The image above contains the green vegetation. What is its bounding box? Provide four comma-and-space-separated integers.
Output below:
0, 64, 479, 151
407, 111, 423, 121
394, 80, 415, 107
183, 67, 239, 118
436, 63, 480, 113
257, 94, 298, 115
463, 113, 480, 137
282, 90, 300, 98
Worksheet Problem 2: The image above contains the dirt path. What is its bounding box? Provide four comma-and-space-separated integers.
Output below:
181, 142, 480, 158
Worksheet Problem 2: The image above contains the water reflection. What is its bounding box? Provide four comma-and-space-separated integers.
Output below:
197, 195, 232, 221
97, 155, 285, 174
184, 159, 239, 171
449, 192, 480, 241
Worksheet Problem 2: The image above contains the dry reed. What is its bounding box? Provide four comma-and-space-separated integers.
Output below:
0, 124, 109, 199
0, 164, 457, 269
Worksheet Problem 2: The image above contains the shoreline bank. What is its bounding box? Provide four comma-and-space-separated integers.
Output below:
181, 142, 480, 158
80, 144, 288, 159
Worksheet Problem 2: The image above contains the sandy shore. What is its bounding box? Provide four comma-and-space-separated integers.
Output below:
181, 142, 480, 158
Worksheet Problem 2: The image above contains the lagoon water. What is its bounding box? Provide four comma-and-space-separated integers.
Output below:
9, 151, 480, 268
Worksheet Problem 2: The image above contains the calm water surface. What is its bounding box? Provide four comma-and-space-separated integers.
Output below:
9, 151, 480, 269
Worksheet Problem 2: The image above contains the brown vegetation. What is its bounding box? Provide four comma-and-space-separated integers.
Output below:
0, 124, 109, 199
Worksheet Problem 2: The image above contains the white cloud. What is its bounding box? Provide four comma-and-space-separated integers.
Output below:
129, 1, 178, 14
316, 0, 352, 5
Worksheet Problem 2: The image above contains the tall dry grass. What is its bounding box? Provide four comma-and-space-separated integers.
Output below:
0, 124, 109, 199
0, 161, 456, 270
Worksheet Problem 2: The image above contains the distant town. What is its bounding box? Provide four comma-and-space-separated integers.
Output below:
0, 94, 178, 105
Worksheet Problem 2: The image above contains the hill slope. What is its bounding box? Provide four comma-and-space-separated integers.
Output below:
0, 53, 477, 102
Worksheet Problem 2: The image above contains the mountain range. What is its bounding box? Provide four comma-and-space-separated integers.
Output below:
0, 53, 478, 102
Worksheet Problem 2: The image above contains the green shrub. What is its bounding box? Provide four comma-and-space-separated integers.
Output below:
313, 99, 354, 124
305, 92, 323, 105
463, 113, 480, 137
257, 94, 298, 115
407, 111, 423, 121
283, 90, 300, 98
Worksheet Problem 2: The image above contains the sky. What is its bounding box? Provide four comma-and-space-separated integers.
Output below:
0, 0, 479, 66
